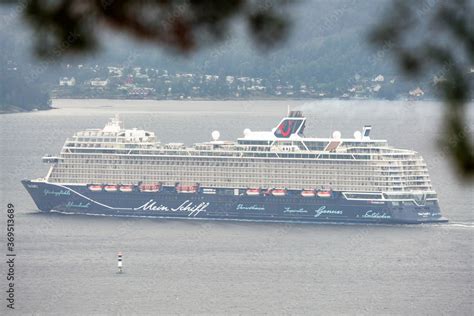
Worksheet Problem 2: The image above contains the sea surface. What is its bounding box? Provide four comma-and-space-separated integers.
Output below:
0, 99, 473, 315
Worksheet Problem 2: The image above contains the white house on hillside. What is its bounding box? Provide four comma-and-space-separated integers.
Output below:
59, 77, 76, 86
409, 87, 424, 97
90, 79, 109, 87
373, 74, 385, 82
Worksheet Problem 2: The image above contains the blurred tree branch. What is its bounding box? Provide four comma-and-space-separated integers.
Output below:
6, 0, 292, 57
370, 0, 474, 179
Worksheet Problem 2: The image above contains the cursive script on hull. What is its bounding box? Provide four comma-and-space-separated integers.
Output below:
44, 189, 71, 197
236, 204, 265, 211
314, 206, 343, 218
66, 201, 91, 208
362, 210, 391, 219
134, 199, 209, 217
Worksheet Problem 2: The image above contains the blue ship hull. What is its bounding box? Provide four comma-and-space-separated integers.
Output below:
21, 180, 448, 224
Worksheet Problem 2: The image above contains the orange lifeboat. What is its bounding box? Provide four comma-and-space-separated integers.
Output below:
139, 184, 161, 192
271, 189, 287, 197
176, 185, 198, 193
246, 188, 261, 196
301, 189, 315, 197
104, 185, 118, 192
119, 185, 134, 192
88, 184, 103, 192
317, 190, 332, 198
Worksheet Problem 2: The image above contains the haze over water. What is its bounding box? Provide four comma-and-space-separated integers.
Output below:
1, 99, 473, 314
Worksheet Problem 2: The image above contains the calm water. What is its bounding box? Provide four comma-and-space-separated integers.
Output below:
0, 99, 473, 314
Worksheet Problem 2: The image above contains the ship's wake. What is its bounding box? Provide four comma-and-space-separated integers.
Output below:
441, 221, 474, 229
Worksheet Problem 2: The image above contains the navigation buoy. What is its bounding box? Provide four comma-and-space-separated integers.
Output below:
117, 252, 123, 273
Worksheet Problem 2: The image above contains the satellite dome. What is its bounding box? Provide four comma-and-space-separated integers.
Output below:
353, 131, 362, 140
211, 130, 220, 141
243, 128, 251, 136
332, 131, 341, 139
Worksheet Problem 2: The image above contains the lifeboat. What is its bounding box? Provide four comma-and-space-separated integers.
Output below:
119, 185, 134, 192
246, 188, 261, 196
176, 185, 198, 193
271, 189, 287, 197
301, 189, 315, 197
88, 184, 103, 192
104, 185, 118, 192
317, 190, 332, 198
139, 184, 160, 192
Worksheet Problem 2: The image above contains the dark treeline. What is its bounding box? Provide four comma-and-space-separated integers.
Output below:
0, 8, 51, 113
0, 61, 51, 113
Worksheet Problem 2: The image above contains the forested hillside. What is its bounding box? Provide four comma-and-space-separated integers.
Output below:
1, 0, 417, 111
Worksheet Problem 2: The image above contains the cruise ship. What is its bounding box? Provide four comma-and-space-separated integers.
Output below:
22, 111, 448, 224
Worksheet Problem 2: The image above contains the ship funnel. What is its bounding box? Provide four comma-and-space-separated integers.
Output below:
362, 125, 372, 139
289, 110, 303, 118
273, 113, 306, 138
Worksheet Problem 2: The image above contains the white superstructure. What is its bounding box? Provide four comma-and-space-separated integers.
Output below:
46, 112, 436, 201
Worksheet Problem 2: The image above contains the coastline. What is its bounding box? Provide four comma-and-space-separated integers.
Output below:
0, 105, 54, 115
2, 96, 468, 114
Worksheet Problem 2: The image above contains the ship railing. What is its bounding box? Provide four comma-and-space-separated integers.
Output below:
342, 191, 437, 205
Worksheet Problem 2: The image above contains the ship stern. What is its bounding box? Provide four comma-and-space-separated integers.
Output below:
389, 201, 448, 224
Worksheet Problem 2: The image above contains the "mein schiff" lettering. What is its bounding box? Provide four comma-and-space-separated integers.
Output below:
134, 199, 208, 217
